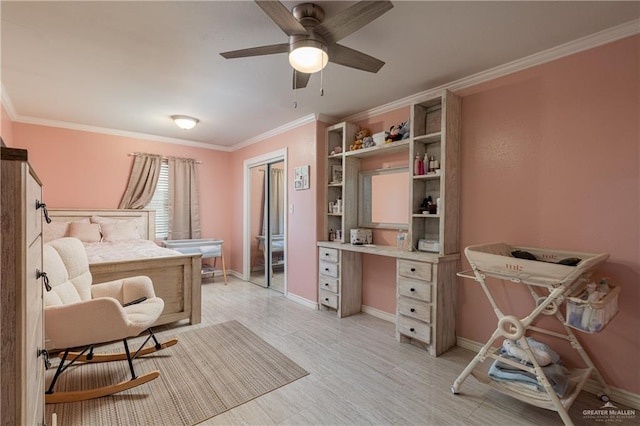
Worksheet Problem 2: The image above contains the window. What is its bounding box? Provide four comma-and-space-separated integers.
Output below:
145, 161, 169, 239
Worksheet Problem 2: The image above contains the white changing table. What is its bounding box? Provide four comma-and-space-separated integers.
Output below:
452, 242, 613, 426
163, 239, 228, 284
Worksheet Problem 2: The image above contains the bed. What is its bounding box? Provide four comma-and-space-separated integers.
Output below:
46, 209, 202, 333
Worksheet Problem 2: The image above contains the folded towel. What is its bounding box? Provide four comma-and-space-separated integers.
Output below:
511, 337, 562, 365
489, 354, 569, 397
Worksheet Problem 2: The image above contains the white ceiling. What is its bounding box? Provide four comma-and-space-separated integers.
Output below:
2, 1, 638, 150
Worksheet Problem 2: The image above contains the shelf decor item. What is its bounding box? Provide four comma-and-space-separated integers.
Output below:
331, 165, 343, 184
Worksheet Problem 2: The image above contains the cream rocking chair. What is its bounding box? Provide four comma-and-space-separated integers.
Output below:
43, 237, 177, 404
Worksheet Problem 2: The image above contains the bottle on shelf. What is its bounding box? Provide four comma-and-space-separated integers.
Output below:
396, 230, 407, 251
414, 153, 423, 176
424, 153, 430, 173
329, 229, 336, 241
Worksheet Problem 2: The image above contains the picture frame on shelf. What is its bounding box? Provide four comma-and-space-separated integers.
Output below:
330, 165, 343, 184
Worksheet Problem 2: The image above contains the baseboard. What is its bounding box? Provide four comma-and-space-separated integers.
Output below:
286, 292, 319, 310
227, 270, 243, 279
456, 336, 640, 410
361, 305, 396, 323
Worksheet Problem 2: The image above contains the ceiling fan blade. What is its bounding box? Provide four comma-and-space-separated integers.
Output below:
255, 0, 308, 36
293, 70, 311, 90
328, 43, 385, 73
315, 1, 393, 45
220, 43, 289, 59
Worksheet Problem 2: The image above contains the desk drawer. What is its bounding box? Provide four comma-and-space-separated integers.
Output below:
319, 275, 339, 293
398, 315, 431, 344
319, 260, 339, 278
319, 289, 339, 309
398, 260, 432, 282
319, 247, 338, 263
397, 277, 432, 302
397, 296, 431, 323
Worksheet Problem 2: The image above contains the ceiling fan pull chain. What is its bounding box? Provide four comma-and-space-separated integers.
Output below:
320, 46, 325, 97
293, 70, 298, 108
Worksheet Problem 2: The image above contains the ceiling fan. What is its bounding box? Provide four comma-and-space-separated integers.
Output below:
220, 1, 394, 90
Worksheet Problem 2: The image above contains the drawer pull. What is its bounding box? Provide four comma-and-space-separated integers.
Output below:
410, 267, 416, 272
410, 288, 415, 292
325, 252, 329, 256
324, 283, 329, 286
37, 269, 51, 292
325, 268, 329, 272
410, 308, 415, 313
325, 298, 329, 302
36, 200, 52, 224
410, 328, 415, 333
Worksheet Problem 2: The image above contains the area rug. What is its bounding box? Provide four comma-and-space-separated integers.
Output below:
45, 320, 309, 425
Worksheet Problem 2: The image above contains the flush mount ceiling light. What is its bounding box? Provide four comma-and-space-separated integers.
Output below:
171, 115, 199, 130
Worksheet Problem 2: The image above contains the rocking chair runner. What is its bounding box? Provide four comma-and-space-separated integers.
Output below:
43, 237, 177, 404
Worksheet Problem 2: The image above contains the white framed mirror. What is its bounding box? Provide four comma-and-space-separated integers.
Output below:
358, 166, 409, 229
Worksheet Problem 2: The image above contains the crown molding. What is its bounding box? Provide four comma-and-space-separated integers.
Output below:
343, 19, 640, 122
1, 84, 18, 120
15, 115, 233, 152
229, 113, 318, 151
316, 113, 339, 125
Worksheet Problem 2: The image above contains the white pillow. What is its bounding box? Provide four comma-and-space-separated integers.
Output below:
68, 222, 101, 243
91, 216, 146, 239
100, 221, 140, 242
44, 221, 69, 243
43, 218, 91, 243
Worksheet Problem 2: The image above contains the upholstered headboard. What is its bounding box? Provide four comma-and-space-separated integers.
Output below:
48, 209, 156, 241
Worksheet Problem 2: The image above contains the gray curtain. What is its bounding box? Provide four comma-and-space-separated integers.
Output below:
119, 153, 162, 209
167, 157, 201, 240
270, 168, 285, 235
259, 167, 285, 236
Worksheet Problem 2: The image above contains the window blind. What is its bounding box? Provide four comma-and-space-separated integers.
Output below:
146, 161, 169, 239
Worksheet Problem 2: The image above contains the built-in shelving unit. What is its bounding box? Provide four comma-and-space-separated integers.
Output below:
324, 121, 358, 243
319, 90, 462, 356
409, 92, 461, 255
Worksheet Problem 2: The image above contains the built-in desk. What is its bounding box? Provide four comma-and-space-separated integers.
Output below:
317, 241, 460, 356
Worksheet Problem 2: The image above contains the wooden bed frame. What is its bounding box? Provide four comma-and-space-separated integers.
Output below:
47, 209, 202, 329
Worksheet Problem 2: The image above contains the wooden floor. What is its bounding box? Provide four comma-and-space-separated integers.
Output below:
151, 277, 637, 426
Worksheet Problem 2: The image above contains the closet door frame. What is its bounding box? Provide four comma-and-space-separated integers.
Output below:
242, 148, 288, 293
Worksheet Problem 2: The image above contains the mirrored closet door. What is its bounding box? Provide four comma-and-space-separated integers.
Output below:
248, 161, 286, 292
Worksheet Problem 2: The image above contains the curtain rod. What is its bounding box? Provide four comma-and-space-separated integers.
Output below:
128, 152, 202, 164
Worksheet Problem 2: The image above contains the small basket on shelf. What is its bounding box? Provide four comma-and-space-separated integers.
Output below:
565, 279, 620, 333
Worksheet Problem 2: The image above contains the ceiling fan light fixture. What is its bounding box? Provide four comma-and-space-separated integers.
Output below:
288, 39, 328, 74
171, 115, 199, 130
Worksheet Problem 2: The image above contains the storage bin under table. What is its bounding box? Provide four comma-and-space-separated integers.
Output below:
452, 242, 616, 426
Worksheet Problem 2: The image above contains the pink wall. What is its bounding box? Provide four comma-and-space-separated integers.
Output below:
229, 122, 320, 302
457, 35, 639, 393
11, 123, 234, 252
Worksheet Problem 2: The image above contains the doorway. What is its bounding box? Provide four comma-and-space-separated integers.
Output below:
244, 150, 287, 293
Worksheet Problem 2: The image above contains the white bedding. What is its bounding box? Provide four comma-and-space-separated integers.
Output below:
83, 240, 182, 264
